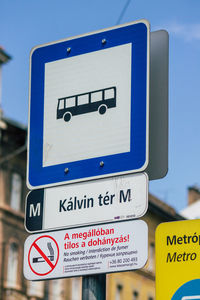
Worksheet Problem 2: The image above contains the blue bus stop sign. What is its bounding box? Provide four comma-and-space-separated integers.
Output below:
172, 279, 200, 300
27, 19, 150, 189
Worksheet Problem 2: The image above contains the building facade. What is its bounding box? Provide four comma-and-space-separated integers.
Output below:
0, 117, 83, 300
0, 117, 28, 299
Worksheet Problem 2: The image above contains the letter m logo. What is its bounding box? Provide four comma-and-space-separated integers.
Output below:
29, 203, 41, 217
25, 190, 44, 232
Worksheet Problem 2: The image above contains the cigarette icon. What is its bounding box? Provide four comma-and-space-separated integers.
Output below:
33, 242, 54, 263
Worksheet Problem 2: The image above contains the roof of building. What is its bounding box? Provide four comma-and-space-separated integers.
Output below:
2, 116, 27, 131
180, 199, 200, 219
0, 117, 27, 153
0, 47, 11, 64
188, 185, 200, 193
149, 193, 184, 221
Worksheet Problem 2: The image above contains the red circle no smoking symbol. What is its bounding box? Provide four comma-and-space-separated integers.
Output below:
28, 235, 59, 276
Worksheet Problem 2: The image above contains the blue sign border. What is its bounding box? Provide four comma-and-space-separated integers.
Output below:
27, 20, 149, 188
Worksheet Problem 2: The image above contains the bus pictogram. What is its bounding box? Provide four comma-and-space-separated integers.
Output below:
56, 86, 116, 122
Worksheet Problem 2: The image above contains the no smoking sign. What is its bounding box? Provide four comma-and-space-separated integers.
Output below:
24, 220, 148, 280
28, 235, 59, 276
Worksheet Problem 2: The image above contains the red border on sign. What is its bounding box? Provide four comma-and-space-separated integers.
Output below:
28, 235, 59, 276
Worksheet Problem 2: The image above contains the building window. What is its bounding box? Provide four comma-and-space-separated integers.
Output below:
115, 284, 123, 300
50, 280, 64, 300
7, 242, 19, 288
10, 173, 22, 211
71, 277, 81, 300
28, 281, 44, 298
148, 242, 155, 272
133, 290, 139, 300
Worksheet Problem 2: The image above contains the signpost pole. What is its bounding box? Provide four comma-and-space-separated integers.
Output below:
82, 274, 106, 300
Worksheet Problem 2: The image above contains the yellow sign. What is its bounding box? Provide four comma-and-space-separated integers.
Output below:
156, 220, 200, 299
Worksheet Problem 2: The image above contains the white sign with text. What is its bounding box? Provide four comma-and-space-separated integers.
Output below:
25, 173, 148, 233
24, 220, 148, 280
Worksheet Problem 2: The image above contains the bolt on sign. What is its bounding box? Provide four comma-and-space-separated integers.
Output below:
24, 220, 148, 280
156, 220, 200, 300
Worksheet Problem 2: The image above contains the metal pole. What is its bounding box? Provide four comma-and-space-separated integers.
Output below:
82, 274, 106, 300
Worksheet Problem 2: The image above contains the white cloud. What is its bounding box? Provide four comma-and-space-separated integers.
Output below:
155, 21, 200, 42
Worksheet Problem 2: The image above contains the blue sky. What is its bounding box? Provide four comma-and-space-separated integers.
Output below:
1, 0, 200, 211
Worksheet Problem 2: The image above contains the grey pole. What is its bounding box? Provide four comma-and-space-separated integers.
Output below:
82, 274, 106, 300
